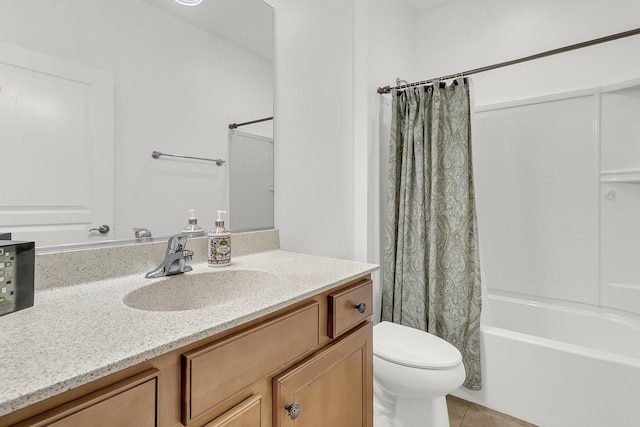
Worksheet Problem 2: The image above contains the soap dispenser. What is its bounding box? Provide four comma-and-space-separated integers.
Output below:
182, 209, 204, 236
208, 210, 231, 267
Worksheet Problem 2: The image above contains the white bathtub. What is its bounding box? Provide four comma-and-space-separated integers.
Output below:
452, 292, 640, 427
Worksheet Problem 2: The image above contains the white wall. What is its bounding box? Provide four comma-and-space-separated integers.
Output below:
366, 0, 415, 261
268, 0, 356, 259
412, 0, 640, 106
366, 0, 415, 320
267, 0, 415, 266
262, 0, 415, 324
0, 0, 272, 240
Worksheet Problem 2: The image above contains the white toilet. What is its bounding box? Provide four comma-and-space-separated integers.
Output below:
373, 321, 466, 427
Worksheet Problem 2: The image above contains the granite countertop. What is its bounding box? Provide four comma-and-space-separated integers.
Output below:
0, 249, 377, 416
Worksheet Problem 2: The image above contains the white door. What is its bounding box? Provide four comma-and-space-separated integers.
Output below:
0, 43, 114, 247
229, 130, 274, 231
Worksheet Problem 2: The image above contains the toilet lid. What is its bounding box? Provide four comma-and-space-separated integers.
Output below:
373, 321, 462, 370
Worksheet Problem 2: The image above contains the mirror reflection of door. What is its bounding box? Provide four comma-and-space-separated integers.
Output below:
0, 44, 114, 247
229, 130, 274, 232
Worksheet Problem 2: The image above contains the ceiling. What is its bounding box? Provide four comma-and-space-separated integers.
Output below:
143, 0, 274, 62
142, 0, 455, 62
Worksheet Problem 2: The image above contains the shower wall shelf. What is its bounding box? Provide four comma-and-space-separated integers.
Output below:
151, 150, 225, 166
600, 169, 640, 183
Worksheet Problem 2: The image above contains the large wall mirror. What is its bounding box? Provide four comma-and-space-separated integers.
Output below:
0, 0, 273, 249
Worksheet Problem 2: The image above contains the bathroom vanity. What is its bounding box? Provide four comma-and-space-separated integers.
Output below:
0, 231, 377, 427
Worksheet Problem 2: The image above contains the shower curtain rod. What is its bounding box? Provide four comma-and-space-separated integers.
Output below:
377, 27, 640, 94
228, 116, 273, 129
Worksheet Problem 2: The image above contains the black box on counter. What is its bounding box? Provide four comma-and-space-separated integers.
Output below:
0, 240, 35, 317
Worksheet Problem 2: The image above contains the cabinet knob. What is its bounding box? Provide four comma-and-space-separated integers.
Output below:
285, 402, 301, 420
354, 302, 367, 314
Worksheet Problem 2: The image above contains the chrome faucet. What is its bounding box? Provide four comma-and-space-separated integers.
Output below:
145, 234, 193, 278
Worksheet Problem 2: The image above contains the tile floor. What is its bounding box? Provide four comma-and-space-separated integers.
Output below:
447, 395, 539, 427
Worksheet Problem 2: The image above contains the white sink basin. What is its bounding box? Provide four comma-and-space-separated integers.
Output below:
123, 269, 279, 311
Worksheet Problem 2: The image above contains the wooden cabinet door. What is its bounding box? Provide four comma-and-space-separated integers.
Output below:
16, 369, 158, 427
273, 322, 373, 427
205, 395, 262, 427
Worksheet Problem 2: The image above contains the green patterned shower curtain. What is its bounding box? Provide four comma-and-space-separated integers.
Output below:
381, 79, 482, 390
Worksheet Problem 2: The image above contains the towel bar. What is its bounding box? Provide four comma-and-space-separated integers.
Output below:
151, 150, 225, 166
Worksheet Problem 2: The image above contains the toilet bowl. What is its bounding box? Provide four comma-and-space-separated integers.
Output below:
373, 321, 465, 427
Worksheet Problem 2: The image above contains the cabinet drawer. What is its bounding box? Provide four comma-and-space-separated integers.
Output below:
204, 395, 261, 427
182, 302, 320, 424
16, 369, 159, 427
328, 280, 372, 338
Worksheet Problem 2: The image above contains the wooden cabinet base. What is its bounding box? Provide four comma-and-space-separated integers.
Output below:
0, 275, 373, 427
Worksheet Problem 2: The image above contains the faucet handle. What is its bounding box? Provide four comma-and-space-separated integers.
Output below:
134, 227, 152, 239
166, 234, 189, 255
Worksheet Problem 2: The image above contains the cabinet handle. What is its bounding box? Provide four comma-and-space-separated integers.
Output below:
285, 402, 301, 420
354, 303, 367, 314
89, 225, 110, 234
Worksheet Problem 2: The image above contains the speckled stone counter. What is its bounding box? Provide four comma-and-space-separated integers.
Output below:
0, 230, 378, 416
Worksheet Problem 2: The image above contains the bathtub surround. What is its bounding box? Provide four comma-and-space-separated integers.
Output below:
382, 80, 482, 390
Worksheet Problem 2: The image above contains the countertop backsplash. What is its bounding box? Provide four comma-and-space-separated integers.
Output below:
34, 229, 280, 290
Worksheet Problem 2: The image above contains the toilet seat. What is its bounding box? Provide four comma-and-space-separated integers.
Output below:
374, 321, 462, 370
